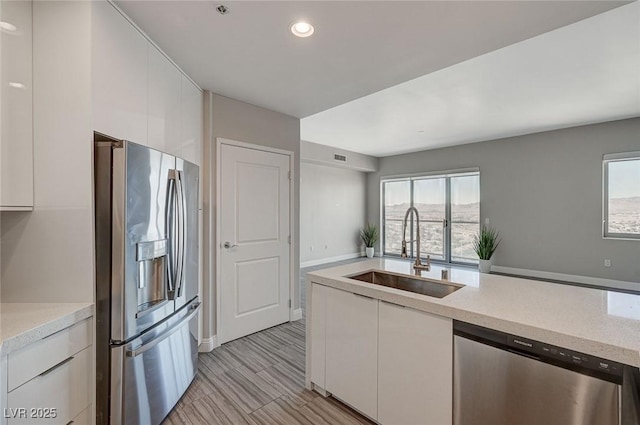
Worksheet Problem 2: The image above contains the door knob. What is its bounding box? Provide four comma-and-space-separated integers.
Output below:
223, 241, 238, 249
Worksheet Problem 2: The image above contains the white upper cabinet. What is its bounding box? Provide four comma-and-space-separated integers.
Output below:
92, 1, 147, 144
180, 76, 203, 166
91, 1, 202, 168
1, 0, 33, 210
147, 44, 181, 153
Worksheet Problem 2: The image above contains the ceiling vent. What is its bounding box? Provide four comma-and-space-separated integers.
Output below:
334, 154, 347, 162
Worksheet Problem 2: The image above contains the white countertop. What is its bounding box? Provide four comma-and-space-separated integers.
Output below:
308, 259, 640, 367
0, 303, 94, 356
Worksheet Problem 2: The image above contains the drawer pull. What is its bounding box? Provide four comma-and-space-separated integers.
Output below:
381, 300, 406, 308
67, 422, 74, 425
42, 326, 69, 340
353, 293, 373, 300
39, 356, 74, 378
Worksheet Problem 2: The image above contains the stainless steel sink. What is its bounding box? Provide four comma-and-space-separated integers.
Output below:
347, 270, 463, 298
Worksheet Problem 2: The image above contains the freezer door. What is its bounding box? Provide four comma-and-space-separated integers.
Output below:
110, 300, 200, 425
111, 142, 176, 342
174, 158, 199, 310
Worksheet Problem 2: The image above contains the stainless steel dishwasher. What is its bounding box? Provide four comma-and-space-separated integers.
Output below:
454, 321, 640, 425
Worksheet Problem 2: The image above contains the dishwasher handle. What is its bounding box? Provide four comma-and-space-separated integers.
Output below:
507, 347, 541, 361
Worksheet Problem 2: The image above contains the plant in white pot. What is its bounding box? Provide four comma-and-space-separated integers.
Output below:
473, 225, 501, 273
360, 223, 379, 258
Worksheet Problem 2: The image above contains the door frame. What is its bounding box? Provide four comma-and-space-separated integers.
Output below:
215, 137, 295, 344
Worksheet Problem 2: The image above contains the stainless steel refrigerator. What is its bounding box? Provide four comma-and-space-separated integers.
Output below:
94, 134, 200, 425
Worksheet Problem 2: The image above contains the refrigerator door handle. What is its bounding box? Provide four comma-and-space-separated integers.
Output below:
175, 170, 187, 298
126, 302, 201, 358
166, 171, 179, 297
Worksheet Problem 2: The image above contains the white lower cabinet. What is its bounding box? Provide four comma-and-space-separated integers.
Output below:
378, 300, 453, 425
325, 286, 379, 420
4, 319, 93, 425
69, 407, 91, 425
312, 283, 453, 425
310, 283, 327, 389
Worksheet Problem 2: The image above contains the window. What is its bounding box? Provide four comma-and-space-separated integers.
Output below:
604, 152, 640, 239
382, 172, 480, 264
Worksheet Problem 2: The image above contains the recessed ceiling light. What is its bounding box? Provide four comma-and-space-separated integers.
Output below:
0, 21, 17, 32
291, 21, 314, 38
8, 82, 25, 89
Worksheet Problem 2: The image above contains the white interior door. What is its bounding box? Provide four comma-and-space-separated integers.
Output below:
219, 143, 291, 344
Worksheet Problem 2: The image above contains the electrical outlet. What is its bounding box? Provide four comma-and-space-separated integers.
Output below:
485, 218, 490, 225
604, 259, 611, 267
310, 246, 314, 252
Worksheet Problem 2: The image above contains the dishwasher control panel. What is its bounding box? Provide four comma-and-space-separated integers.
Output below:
455, 321, 624, 381
506, 335, 623, 377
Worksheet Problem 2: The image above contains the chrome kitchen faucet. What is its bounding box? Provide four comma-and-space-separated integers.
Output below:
401, 207, 431, 272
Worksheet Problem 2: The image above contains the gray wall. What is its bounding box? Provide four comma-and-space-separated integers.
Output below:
202, 92, 301, 342
300, 162, 367, 265
367, 118, 640, 284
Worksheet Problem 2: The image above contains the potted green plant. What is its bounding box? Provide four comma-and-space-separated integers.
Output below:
473, 225, 501, 273
360, 223, 379, 258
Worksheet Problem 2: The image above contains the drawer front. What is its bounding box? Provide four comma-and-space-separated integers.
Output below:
8, 318, 92, 391
7, 347, 92, 425
69, 406, 91, 425
111, 311, 197, 425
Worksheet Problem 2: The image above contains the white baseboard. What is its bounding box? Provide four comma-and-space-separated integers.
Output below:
198, 335, 218, 352
291, 308, 303, 321
301, 252, 364, 268
491, 266, 638, 292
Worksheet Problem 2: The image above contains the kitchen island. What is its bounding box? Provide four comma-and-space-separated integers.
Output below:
305, 258, 640, 424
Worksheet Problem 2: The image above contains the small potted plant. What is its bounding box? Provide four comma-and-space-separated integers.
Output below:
473, 225, 501, 273
360, 223, 379, 258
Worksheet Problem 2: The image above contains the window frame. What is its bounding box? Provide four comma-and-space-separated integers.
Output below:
603, 151, 640, 240
381, 169, 480, 265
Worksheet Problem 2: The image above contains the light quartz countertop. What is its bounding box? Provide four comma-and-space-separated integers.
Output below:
308, 258, 640, 367
0, 302, 94, 356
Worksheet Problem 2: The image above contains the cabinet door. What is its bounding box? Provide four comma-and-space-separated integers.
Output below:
147, 44, 181, 153
180, 75, 202, 166
378, 301, 453, 425
325, 287, 378, 420
309, 283, 327, 388
92, 1, 147, 144
1, 0, 33, 209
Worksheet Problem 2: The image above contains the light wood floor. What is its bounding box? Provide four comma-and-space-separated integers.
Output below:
163, 258, 372, 425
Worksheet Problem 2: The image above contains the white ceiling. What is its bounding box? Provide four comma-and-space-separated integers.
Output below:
301, 1, 640, 156
116, 0, 628, 120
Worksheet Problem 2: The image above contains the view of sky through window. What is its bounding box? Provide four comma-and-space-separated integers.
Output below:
607, 158, 640, 235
